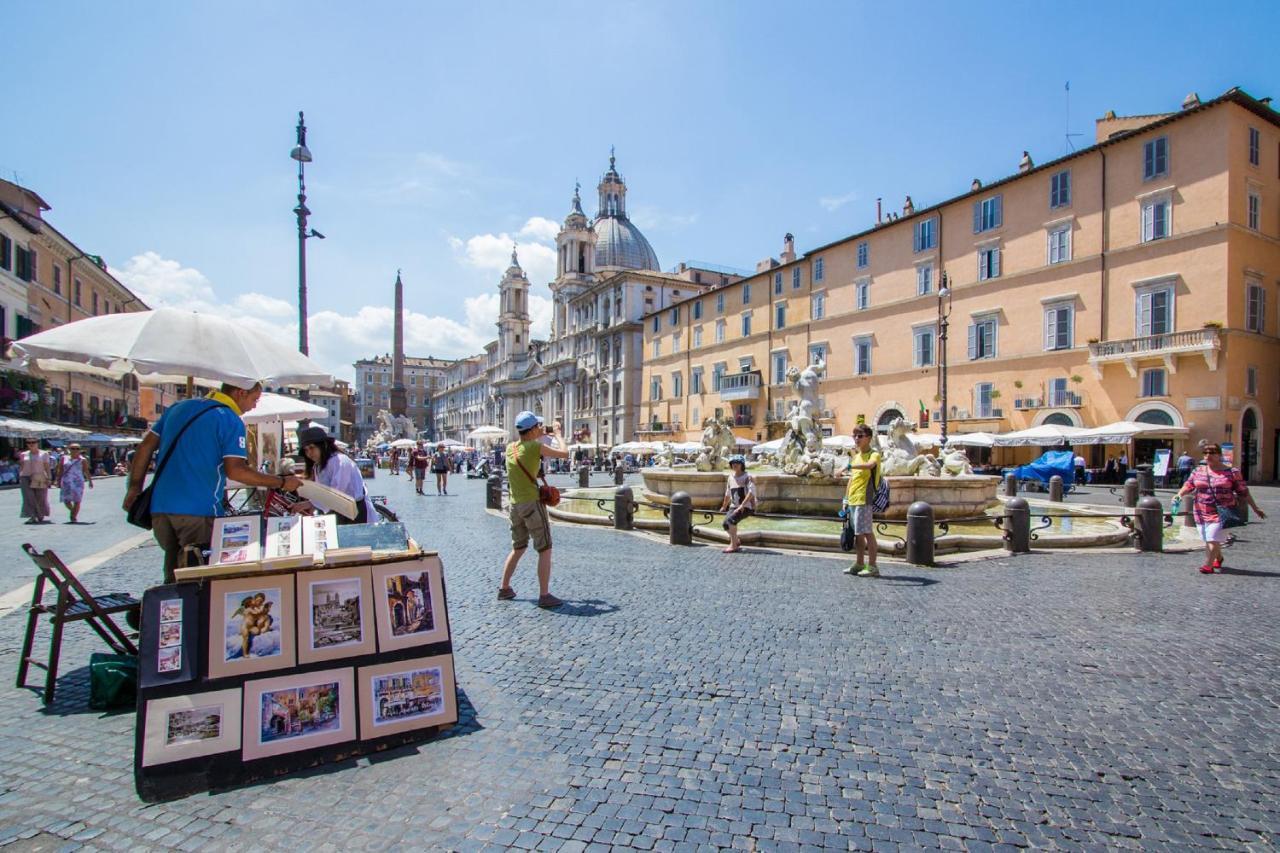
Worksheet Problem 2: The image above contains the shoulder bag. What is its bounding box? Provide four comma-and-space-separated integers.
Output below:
126, 402, 227, 530
513, 447, 560, 507
1210, 468, 1244, 528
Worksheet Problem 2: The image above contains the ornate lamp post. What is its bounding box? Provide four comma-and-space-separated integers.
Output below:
290, 112, 324, 355
937, 272, 954, 443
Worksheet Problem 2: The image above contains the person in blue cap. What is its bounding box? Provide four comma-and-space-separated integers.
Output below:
499, 410, 570, 608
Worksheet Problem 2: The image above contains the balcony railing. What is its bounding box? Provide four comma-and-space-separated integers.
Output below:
1088, 328, 1220, 376
718, 371, 762, 401
1014, 391, 1083, 410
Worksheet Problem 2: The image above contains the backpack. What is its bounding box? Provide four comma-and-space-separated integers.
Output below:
867, 463, 890, 514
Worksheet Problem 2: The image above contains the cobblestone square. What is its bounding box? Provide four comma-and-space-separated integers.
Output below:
0, 472, 1277, 850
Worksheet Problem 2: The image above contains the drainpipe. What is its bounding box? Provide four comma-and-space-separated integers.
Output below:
1099, 148, 1108, 343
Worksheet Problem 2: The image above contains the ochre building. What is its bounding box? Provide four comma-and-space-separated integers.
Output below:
641, 87, 1280, 481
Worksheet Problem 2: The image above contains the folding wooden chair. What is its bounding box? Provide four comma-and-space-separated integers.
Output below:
16, 544, 140, 705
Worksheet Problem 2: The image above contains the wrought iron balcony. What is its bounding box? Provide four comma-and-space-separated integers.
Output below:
718, 370, 762, 401
1088, 328, 1220, 377
1014, 391, 1084, 410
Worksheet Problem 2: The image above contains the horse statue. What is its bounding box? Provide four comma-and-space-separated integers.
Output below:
696, 417, 737, 472
877, 416, 941, 477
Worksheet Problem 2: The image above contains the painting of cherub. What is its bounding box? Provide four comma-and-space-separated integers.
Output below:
223, 588, 283, 662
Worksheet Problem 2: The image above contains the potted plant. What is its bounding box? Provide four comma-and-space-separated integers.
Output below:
1013, 380, 1024, 389
1203, 321, 1222, 328
1070, 374, 1083, 384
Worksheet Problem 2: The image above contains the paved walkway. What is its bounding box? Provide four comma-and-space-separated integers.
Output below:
0, 470, 1277, 850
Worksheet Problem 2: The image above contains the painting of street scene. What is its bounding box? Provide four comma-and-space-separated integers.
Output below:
165, 705, 224, 746
371, 666, 443, 726
309, 578, 363, 648
384, 572, 434, 637
223, 588, 283, 662
259, 681, 341, 744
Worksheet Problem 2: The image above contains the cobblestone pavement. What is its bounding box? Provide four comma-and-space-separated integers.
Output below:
0, 468, 1277, 851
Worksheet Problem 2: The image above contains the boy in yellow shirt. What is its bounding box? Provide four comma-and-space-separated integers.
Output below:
841, 424, 882, 577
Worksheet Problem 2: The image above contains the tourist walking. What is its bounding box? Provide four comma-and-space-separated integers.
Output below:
411, 442, 430, 494
1176, 449, 1194, 487
841, 424, 882, 577
1175, 442, 1266, 574
18, 438, 53, 525
498, 410, 570, 609
55, 442, 93, 523
432, 443, 450, 495
719, 455, 756, 553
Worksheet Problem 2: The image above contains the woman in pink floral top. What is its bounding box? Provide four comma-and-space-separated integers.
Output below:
1175, 444, 1266, 573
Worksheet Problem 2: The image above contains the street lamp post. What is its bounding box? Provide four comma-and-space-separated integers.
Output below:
937, 273, 954, 443
290, 112, 324, 356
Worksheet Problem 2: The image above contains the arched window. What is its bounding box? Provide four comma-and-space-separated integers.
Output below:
1135, 408, 1175, 426
876, 409, 905, 431
1043, 412, 1075, 426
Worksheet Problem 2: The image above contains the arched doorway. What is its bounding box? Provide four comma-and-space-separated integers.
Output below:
1132, 408, 1176, 472
876, 408, 905, 433
1241, 407, 1258, 481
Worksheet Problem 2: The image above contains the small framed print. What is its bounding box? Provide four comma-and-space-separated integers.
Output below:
210, 515, 263, 566
141, 689, 242, 767
358, 654, 457, 740
207, 576, 296, 680
370, 556, 449, 652
140, 584, 199, 688
242, 668, 355, 760
303, 514, 340, 556
264, 515, 305, 558
296, 566, 376, 665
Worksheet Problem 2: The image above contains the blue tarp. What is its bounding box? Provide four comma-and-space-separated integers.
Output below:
1006, 449, 1075, 488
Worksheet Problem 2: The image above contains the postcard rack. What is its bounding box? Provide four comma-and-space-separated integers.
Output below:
133, 548, 457, 802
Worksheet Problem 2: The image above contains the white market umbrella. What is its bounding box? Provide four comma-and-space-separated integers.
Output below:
822, 435, 857, 450
994, 424, 1087, 447
669, 441, 703, 454
1074, 420, 1189, 445
944, 432, 997, 448
734, 436, 757, 448
389, 438, 418, 449
436, 438, 464, 448
752, 437, 785, 454
13, 307, 332, 388
467, 425, 506, 442
0, 415, 90, 440
241, 392, 329, 424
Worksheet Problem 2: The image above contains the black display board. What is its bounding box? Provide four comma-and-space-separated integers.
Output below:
133, 552, 456, 802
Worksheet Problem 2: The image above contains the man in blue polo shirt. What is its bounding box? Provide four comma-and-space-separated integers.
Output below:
123, 382, 303, 582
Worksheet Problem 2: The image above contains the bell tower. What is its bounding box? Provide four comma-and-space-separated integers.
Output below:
497, 246, 531, 361
550, 182, 597, 337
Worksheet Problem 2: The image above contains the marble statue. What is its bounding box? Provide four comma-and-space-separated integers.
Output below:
877, 417, 941, 476
939, 446, 974, 476
695, 417, 736, 472
370, 409, 417, 447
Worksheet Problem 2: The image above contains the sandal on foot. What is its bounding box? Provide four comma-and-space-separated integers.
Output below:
722, 546, 741, 553
497, 587, 516, 600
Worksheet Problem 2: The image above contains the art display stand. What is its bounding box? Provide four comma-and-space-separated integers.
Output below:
133, 546, 457, 802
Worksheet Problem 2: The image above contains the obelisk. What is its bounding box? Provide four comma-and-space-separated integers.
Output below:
389, 269, 407, 416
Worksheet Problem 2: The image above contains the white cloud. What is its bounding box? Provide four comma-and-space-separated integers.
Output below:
818, 191, 858, 212
114, 251, 217, 307
518, 216, 560, 243
449, 215, 559, 286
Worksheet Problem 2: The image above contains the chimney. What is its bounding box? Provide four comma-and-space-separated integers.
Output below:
1262, 97, 1273, 107
876, 197, 882, 224
780, 233, 796, 264
971, 178, 982, 191
1018, 151, 1034, 173
903, 196, 914, 216
1181, 91, 1201, 110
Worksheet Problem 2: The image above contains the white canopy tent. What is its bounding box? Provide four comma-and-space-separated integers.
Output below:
1071, 420, 1189, 445
611, 441, 661, 455
0, 416, 90, 440
943, 432, 997, 448
241, 392, 329, 425
990, 424, 1088, 447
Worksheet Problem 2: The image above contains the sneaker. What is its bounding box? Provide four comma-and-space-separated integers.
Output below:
1198, 564, 1214, 574
497, 587, 516, 600
843, 564, 864, 575
857, 566, 880, 578
537, 593, 563, 609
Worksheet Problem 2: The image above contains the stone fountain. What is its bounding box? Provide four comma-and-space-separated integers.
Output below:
642, 362, 999, 519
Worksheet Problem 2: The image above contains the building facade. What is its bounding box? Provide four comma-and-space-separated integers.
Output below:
353, 354, 453, 444
642, 88, 1280, 481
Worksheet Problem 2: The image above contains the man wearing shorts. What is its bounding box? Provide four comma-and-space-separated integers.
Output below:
499, 410, 570, 608
411, 442, 430, 495
841, 424, 882, 577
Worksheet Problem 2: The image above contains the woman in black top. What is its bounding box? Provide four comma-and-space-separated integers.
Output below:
431, 444, 450, 495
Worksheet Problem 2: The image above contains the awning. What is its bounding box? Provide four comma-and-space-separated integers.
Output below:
0, 416, 91, 439
1071, 420, 1189, 445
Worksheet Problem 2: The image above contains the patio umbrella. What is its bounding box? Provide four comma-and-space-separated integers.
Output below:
77, 432, 119, 445
13, 307, 333, 388
734, 436, 757, 448
0, 416, 90, 440
944, 432, 996, 448
240, 392, 329, 424
436, 438, 464, 448
466, 425, 506, 442
389, 438, 418, 449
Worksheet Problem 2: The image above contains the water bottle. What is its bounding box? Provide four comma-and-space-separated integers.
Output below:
1171, 496, 1182, 515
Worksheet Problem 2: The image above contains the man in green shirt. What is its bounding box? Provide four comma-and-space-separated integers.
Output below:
499, 411, 570, 608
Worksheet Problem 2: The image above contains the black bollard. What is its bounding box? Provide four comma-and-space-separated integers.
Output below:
1122, 477, 1138, 508
1004, 473, 1018, 497
486, 474, 503, 510
669, 491, 693, 546
1004, 496, 1030, 554
1136, 465, 1155, 497
1048, 475, 1064, 502
1135, 495, 1163, 552
578, 466, 589, 488
613, 466, 625, 486
614, 486, 635, 531
905, 501, 935, 567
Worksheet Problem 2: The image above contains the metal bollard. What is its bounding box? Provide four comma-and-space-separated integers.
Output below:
1004, 496, 1030, 554
1048, 475, 1064, 502
1004, 473, 1017, 497
1122, 477, 1138, 508
613, 466, 625, 486
614, 486, 635, 531
669, 491, 693, 546
577, 466, 589, 488
486, 474, 503, 510
905, 501, 935, 567
1136, 466, 1155, 496
1135, 495, 1163, 552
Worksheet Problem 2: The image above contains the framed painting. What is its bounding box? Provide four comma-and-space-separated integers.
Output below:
207, 576, 296, 679
209, 515, 262, 566
139, 583, 200, 688
141, 688, 242, 767
241, 667, 355, 760
296, 566, 376, 665
358, 654, 457, 740
370, 556, 449, 652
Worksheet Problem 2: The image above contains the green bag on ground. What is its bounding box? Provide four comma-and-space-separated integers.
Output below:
88, 652, 138, 710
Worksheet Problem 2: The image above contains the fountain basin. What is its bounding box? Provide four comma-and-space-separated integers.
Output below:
641, 468, 999, 520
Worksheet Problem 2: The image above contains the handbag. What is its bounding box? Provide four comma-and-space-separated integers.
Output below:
1194, 467, 1244, 529
513, 448, 560, 507
126, 401, 227, 529
840, 515, 856, 552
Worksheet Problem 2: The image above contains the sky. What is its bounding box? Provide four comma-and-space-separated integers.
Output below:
7, 1, 1279, 381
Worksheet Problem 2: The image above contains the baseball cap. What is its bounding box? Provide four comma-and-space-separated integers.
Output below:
515, 411, 543, 432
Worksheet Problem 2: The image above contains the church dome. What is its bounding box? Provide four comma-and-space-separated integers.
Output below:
594, 215, 661, 271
